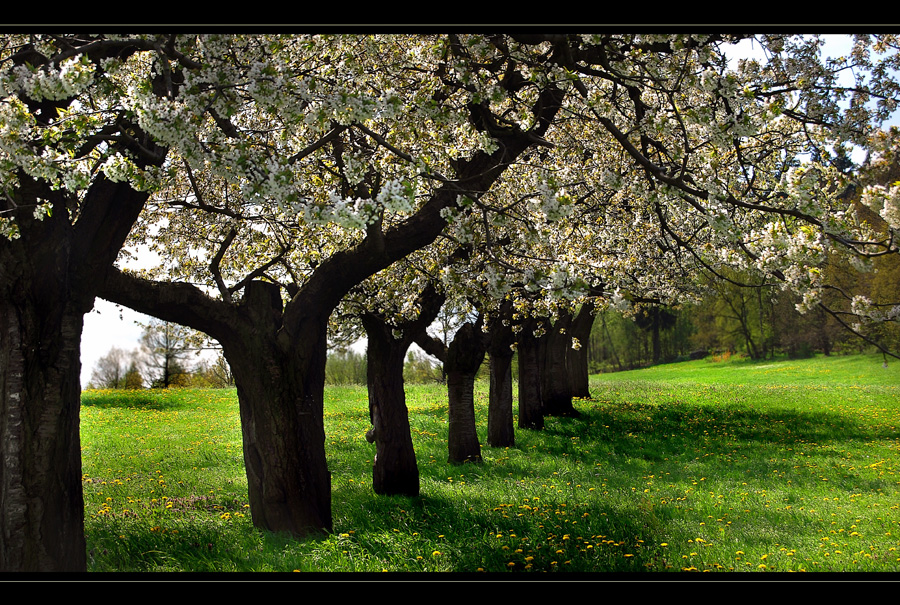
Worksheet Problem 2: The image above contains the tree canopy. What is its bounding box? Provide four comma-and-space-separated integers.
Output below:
2, 31, 900, 572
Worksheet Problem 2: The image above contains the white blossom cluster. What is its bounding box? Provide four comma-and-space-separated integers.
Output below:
1, 33, 897, 342
861, 182, 900, 230
0, 55, 95, 102
530, 182, 573, 223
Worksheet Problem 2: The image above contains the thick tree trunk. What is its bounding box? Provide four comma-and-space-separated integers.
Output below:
444, 322, 485, 464
0, 170, 156, 572
226, 347, 333, 536
517, 319, 544, 431
567, 302, 595, 400
219, 282, 333, 536
541, 313, 580, 418
0, 299, 87, 572
446, 370, 482, 464
485, 301, 515, 447
361, 314, 419, 497
360, 283, 444, 496
487, 352, 515, 447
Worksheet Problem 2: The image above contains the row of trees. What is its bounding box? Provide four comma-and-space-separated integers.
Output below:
2, 33, 899, 572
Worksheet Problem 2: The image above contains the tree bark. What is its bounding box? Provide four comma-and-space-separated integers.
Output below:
567, 302, 595, 400
445, 322, 485, 464
0, 173, 156, 572
359, 283, 444, 497
417, 320, 486, 464
541, 312, 577, 417
222, 282, 333, 535
0, 299, 87, 572
485, 300, 515, 447
516, 318, 544, 431
534, 312, 583, 418
362, 318, 419, 496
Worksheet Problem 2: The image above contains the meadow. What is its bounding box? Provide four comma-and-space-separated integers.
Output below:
79, 353, 900, 574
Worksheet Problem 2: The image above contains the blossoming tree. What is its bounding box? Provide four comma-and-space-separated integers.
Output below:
4, 32, 899, 573
0, 34, 231, 571
98, 33, 569, 537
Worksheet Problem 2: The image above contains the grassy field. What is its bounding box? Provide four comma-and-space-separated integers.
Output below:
79, 353, 900, 574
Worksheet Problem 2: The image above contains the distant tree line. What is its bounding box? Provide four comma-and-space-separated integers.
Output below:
586, 258, 900, 372
87, 319, 234, 390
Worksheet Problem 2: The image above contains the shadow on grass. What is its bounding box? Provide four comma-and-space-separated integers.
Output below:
347, 397, 897, 571
81, 388, 189, 411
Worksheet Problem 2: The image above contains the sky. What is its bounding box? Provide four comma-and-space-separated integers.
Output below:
78, 33, 894, 388
81, 251, 161, 387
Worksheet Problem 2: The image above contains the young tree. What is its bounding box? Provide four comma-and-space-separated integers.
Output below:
139, 319, 195, 388
124, 361, 145, 389
88, 346, 133, 389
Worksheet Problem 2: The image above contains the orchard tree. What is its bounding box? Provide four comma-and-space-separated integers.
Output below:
526, 33, 900, 350
335, 240, 478, 493
99, 33, 569, 536
428, 33, 900, 433
0, 34, 209, 572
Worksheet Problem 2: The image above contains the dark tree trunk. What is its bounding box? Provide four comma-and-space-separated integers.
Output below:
444, 322, 485, 464
567, 302, 595, 400
652, 319, 662, 364
0, 298, 87, 572
362, 314, 419, 496
220, 282, 333, 535
100, 273, 337, 538
486, 301, 515, 447
517, 318, 544, 430
359, 283, 444, 496
540, 313, 580, 418
0, 172, 156, 572
363, 322, 419, 496
226, 346, 333, 535
541, 313, 573, 416
487, 352, 515, 447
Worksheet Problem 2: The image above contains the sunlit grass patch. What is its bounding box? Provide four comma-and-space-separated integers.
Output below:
81, 354, 900, 573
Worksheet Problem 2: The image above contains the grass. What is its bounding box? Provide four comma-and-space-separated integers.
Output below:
79, 353, 900, 574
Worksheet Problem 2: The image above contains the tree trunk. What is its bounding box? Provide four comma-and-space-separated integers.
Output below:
360, 282, 444, 496
446, 370, 482, 464
486, 300, 515, 447
487, 352, 515, 447
567, 302, 595, 400
444, 322, 485, 464
541, 313, 580, 417
0, 171, 156, 572
517, 319, 544, 431
220, 282, 333, 536
361, 314, 419, 497
0, 299, 87, 572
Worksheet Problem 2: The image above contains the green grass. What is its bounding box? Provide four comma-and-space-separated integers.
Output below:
79, 353, 900, 573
